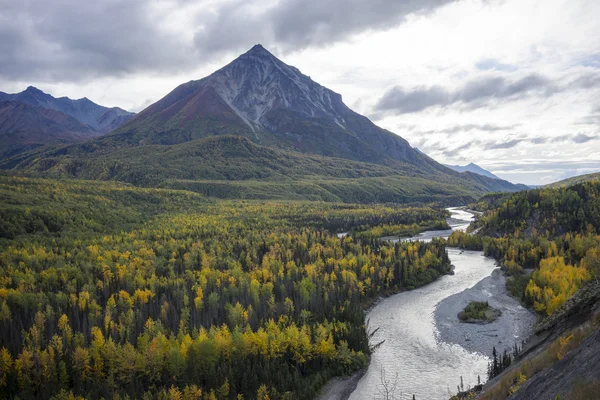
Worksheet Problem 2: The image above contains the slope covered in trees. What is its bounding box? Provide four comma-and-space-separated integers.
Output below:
545, 171, 600, 188
0, 176, 453, 399
1, 135, 523, 204
448, 181, 600, 315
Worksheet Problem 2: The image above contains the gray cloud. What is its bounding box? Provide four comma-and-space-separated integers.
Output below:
528, 136, 548, 144
0, 0, 459, 82
488, 161, 600, 185
375, 85, 451, 114
550, 133, 596, 143
484, 133, 597, 149
375, 70, 600, 116
420, 123, 519, 134
375, 73, 557, 114
194, 0, 457, 56
579, 104, 600, 126
486, 139, 523, 150
578, 114, 600, 126
441, 141, 480, 157
421, 133, 597, 157
571, 133, 597, 143
571, 72, 600, 89
475, 59, 517, 72
0, 0, 197, 82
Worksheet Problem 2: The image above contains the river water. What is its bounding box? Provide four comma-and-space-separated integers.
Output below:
347, 208, 531, 400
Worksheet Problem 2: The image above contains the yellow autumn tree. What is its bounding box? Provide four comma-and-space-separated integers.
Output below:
526, 256, 591, 315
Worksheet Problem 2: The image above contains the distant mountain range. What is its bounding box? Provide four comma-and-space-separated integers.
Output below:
444, 162, 500, 180
0, 86, 134, 157
0, 45, 526, 203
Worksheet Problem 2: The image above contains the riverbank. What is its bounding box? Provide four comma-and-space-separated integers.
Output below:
314, 368, 367, 400
316, 270, 456, 400
434, 266, 536, 356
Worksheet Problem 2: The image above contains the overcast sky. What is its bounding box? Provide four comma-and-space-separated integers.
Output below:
1, 0, 599, 185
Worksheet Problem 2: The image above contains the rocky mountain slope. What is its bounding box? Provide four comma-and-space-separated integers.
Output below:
113, 44, 428, 169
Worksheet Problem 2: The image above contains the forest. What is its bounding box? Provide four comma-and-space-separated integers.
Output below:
448, 181, 600, 315
0, 176, 453, 399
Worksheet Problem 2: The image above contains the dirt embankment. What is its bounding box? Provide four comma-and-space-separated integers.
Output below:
314, 368, 366, 400
478, 282, 600, 400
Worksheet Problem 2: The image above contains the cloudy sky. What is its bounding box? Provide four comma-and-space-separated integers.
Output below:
1, 0, 599, 185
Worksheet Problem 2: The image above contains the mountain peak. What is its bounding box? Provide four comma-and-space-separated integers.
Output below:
238, 44, 279, 63
24, 86, 46, 96
194, 43, 349, 130
25, 85, 41, 91
248, 44, 268, 53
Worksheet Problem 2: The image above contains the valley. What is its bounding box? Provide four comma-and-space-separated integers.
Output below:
0, 33, 598, 400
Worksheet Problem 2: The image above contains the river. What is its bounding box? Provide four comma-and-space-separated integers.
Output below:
342, 207, 535, 400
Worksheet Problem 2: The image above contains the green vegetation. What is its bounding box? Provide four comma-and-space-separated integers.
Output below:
458, 301, 501, 323
1, 135, 522, 204
352, 218, 449, 239
468, 192, 514, 212
0, 176, 453, 399
545, 171, 600, 189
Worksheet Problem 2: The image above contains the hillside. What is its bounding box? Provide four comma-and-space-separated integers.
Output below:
479, 282, 600, 400
0, 100, 101, 158
0, 46, 524, 203
3, 135, 523, 204
546, 171, 600, 188
477, 182, 600, 238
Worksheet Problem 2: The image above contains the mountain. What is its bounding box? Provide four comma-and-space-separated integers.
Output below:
444, 162, 500, 180
109, 44, 434, 170
1, 45, 525, 203
546, 171, 600, 188
0, 100, 101, 158
0, 86, 135, 134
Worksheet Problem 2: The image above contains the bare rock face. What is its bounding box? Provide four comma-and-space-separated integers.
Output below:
507, 329, 600, 400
